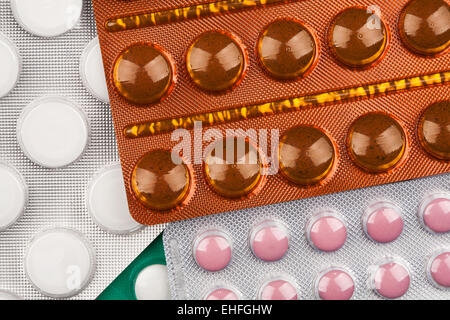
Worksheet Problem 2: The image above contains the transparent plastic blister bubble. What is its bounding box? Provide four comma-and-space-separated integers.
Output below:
164, 173, 450, 300
0, 0, 164, 299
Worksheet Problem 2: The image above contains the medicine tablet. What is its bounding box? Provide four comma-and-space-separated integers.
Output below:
329, 7, 388, 68
11, 0, 83, 37
187, 31, 246, 92
205, 287, 240, 300
0, 163, 27, 231
87, 163, 142, 234
418, 193, 450, 233
194, 231, 232, 272
371, 259, 411, 299
258, 278, 298, 300
306, 211, 347, 252
250, 220, 289, 262
80, 37, 110, 103
17, 96, 89, 168
134, 264, 170, 300
0, 290, 21, 300
427, 250, 450, 288
0, 33, 20, 98
131, 150, 190, 211
399, 0, 450, 56
204, 137, 262, 198
25, 228, 95, 298
315, 268, 355, 300
418, 101, 449, 160
363, 201, 403, 243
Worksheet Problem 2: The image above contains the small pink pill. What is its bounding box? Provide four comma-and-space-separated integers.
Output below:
317, 269, 355, 300
194, 233, 232, 272
429, 251, 450, 288
206, 288, 239, 300
373, 262, 410, 299
365, 203, 403, 243
259, 279, 298, 300
420, 195, 450, 233
251, 222, 289, 262
308, 213, 347, 252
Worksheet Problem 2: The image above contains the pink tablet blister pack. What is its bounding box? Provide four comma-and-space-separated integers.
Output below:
164, 173, 450, 300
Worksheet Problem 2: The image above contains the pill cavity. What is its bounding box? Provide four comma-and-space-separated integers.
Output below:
307, 211, 347, 252
25, 228, 95, 298
348, 113, 406, 173
88, 163, 142, 234
316, 268, 355, 300
257, 19, 317, 79
11, 0, 83, 37
419, 193, 450, 233
427, 250, 450, 288
204, 137, 262, 198
258, 278, 298, 300
372, 259, 411, 299
80, 37, 110, 103
329, 7, 388, 68
205, 287, 240, 300
399, 0, 450, 56
0, 163, 27, 231
279, 126, 335, 186
250, 220, 289, 262
0, 33, 20, 98
418, 101, 449, 160
131, 150, 190, 211
194, 231, 232, 272
113, 43, 174, 105
186, 31, 246, 92
134, 264, 170, 300
363, 201, 404, 243
17, 96, 89, 168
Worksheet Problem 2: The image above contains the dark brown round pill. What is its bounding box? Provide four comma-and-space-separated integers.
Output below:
186, 31, 246, 92
348, 113, 407, 173
418, 101, 450, 160
399, 0, 450, 56
131, 150, 190, 211
257, 19, 317, 79
113, 44, 174, 105
329, 7, 388, 68
279, 126, 335, 185
204, 137, 262, 198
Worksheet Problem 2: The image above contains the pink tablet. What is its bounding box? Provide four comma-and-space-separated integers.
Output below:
307, 212, 347, 252
194, 231, 232, 272
250, 221, 289, 262
428, 251, 450, 288
316, 269, 355, 300
259, 279, 298, 300
364, 202, 403, 243
206, 288, 240, 300
419, 194, 450, 233
372, 260, 410, 299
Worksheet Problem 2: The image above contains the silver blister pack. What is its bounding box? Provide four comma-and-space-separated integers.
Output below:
164, 173, 450, 300
0, 0, 164, 299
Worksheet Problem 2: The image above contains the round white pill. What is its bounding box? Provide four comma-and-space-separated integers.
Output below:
0, 290, 22, 300
87, 163, 142, 234
0, 33, 20, 98
134, 264, 170, 300
25, 228, 95, 298
80, 37, 109, 103
0, 162, 27, 231
11, 0, 83, 37
17, 96, 89, 168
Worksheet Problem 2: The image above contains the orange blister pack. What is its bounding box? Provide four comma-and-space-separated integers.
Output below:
91, 0, 450, 225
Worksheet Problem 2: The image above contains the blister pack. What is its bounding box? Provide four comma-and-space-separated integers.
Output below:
0, 0, 164, 299
164, 173, 450, 300
92, 0, 449, 226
